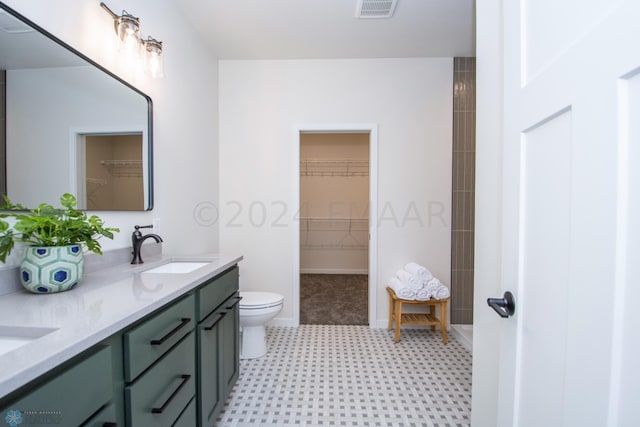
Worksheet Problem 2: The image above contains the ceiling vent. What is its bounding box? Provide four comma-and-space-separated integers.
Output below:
355, 0, 398, 19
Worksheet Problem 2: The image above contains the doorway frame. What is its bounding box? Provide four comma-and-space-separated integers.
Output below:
70, 126, 149, 210
292, 123, 378, 328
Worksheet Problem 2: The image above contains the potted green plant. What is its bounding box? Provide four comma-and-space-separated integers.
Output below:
0, 193, 119, 293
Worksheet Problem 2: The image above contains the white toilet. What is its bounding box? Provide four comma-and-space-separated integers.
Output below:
239, 291, 284, 359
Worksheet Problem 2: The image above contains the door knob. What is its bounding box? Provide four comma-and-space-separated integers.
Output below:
487, 291, 515, 318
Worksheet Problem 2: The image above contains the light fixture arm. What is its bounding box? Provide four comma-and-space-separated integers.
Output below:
99, 2, 118, 20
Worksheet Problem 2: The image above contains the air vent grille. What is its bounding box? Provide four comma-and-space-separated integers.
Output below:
355, 0, 398, 19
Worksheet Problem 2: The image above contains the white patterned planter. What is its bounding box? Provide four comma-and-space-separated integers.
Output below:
20, 245, 84, 293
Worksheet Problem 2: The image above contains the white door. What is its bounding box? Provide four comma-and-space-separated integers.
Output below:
488, 1, 640, 426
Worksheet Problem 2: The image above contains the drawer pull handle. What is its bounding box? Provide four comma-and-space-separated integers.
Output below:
150, 318, 191, 346
102, 423, 118, 427
151, 374, 191, 414
225, 296, 243, 310
204, 313, 226, 331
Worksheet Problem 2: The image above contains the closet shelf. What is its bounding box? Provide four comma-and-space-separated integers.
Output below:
86, 177, 107, 185
100, 160, 143, 178
300, 159, 369, 177
299, 217, 368, 231
300, 243, 368, 250
300, 217, 369, 249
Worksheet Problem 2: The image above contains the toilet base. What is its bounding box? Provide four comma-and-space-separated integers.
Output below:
240, 325, 267, 359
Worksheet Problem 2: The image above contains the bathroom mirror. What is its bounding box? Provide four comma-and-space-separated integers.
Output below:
0, 2, 153, 210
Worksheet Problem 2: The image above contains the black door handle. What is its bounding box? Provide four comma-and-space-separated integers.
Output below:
204, 312, 226, 331
487, 291, 515, 318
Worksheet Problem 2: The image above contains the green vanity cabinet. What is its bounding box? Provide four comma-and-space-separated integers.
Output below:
0, 345, 115, 426
0, 263, 241, 427
196, 266, 240, 426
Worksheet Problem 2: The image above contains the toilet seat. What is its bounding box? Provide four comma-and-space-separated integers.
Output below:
240, 291, 284, 310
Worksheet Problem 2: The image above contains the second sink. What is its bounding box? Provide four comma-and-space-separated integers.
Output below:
0, 326, 58, 357
141, 261, 210, 274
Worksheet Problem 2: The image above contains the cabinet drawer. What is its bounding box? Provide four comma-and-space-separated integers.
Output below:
173, 397, 197, 427
124, 294, 195, 382
197, 267, 239, 321
125, 332, 196, 427
0, 345, 112, 426
83, 403, 117, 426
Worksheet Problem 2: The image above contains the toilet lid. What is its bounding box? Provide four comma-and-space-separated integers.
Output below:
240, 291, 284, 309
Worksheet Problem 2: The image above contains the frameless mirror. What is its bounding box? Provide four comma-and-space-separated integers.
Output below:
0, 2, 153, 210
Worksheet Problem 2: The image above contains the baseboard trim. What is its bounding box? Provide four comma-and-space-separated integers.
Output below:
270, 317, 385, 328
450, 324, 473, 353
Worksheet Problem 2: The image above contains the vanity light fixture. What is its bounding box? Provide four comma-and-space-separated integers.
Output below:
143, 36, 164, 79
100, 2, 163, 78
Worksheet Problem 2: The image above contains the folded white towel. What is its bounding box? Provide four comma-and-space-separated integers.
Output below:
404, 262, 433, 281
424, 277, 442, 293
415, 288, 433, 301
389, 277, 416, 300
396, 269, 423, 290
433, 284, 450, 300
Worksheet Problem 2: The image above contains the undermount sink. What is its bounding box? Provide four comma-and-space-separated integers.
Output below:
0, 326, 58, 357
141, 261, 210, 274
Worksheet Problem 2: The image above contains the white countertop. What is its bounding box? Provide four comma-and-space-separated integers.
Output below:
0, 253, 243, 400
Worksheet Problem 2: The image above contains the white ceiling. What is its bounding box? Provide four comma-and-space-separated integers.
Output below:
175, 0, 475, 60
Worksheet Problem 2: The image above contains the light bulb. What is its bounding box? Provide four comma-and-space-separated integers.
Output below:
116, 14, 140, 58
144, 38, 164, 78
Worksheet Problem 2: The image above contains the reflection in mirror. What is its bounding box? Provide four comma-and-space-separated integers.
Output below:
81, 133, 144, 210
0, 2, 153, 210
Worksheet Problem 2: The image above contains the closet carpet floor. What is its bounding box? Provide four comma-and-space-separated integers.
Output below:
300, 274, 368, 325
217, 325, 472, 427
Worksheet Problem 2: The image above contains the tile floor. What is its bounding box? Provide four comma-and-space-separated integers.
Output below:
216, 325, 472, 427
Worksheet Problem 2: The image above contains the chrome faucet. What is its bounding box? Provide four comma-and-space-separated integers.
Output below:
131, 224, 163, 264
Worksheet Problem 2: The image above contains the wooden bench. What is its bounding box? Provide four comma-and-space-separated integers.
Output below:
386, 286, 449, 344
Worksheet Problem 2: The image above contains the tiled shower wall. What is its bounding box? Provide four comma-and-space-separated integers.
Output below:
451, 58, 476, 324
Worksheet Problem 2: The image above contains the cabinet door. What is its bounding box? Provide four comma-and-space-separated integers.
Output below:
197, 307, 225, 427
0, 345, 112, 426
221, 293, 241, 396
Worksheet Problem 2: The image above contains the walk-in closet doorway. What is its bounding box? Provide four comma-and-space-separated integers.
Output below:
292, 124, 378, 327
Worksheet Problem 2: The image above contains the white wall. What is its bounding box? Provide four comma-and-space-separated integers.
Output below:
1, 0, 220, 264
219, 58, 453, 326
